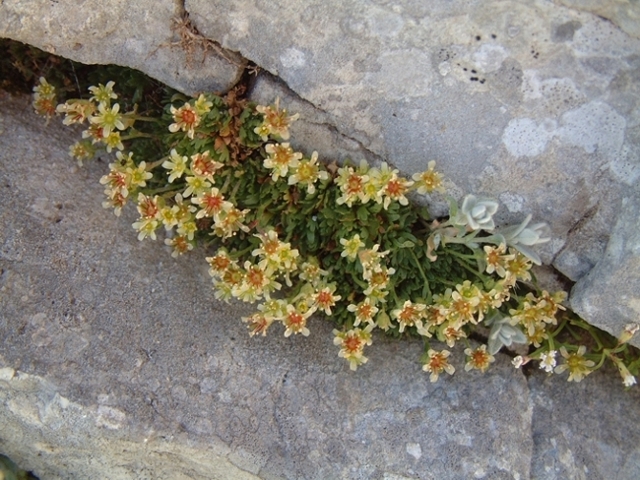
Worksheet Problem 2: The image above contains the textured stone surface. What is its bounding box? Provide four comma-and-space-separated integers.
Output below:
189, 0, 640, 272
0, 92, 534, 480
188, 0, 640, 337
570, 191, 640, 349
0, 0, 245, 95
249, 73, 383, 166
529, 367, 640, 479
553, 0, 640, 39
2, 93, 640, 479
2, 0, 640, 339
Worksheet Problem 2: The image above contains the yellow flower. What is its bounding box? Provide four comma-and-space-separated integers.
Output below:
127, 161, 153, 189
368, 163, 414, 210
57, 99, 96, 125
192, 188, 232, 219
255, 98, 299, 141
422, 349, 455, 382
554, 346, 595, 382
169, 103, 201, 139
243, 312, 274, 337
264, 142, 302, 181
464, 345, 495, 372
283, 304, 311, 337
412, 160, 445, 194
206, 249, 236, 277
358, 244, 389, 273
347, 298, 379, 327
484, 244, 514, 278
313, 284, 342, 315
190, 150, 224, 181
164, 235, 193, 258
88, 81, 117, 104
363, 266, 395, 296
132, 217, 160, 241
340, 234, 365, 261
505, 250, 532, 282
136, 193, 161, 219
193, 94, 213, 115
232, 261, 282, 302
439, 322, 467, 347
333, 328, 372, 371
211, 206, 250, 239
288, 151, 329, 194
299, 257, 328, 286
183, 175, 212, 198
103, 131, 124, 152
162, 149, 189, 183
90, 102, 126, 136
335, 165, 370, 207
391, 300, 426, 333
32, 77, 57, 119
33, 76, 56, 98
69, 140, 96, 166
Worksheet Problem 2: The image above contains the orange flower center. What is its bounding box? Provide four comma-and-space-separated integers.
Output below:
346, 174, 364, 194
344, 335, 363, 354
317, 291, 334, 307
247, 268, 265, 288
212, 256, 230, 270
180, 108, 197, 126
385, 179, 404, 197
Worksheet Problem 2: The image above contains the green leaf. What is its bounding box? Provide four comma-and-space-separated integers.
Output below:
357, 205, 369, 222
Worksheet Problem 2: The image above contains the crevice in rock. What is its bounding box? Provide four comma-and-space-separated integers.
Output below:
250, 70, 384, 165
172, 0, 247, 76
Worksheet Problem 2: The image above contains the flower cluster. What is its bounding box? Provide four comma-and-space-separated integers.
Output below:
32, 77, 57, 120
35, 80, 639, 387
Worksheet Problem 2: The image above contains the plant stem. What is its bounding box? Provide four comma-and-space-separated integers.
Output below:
408, 248, 432, 303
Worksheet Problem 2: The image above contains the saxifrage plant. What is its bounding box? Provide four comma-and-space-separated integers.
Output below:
31, 76, 639, 386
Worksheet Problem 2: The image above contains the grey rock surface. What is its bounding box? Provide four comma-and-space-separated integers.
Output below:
188, 0, 640, 345
571, 191, 640, 349
1, 91, 640, 480
2, 0, 639, 352
552, 0, 640, 39
0, 92, 532, 480
0, 0, 245, 95
189, 0, 640, 267
530, 368, 640, 479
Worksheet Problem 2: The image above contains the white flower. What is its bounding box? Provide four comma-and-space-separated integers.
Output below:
539, 350, 557, 373
512, 356, 524, 368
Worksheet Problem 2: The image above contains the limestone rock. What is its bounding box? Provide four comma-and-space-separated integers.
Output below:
0, 91, 533, 480
2, 90, 640, 480
0, 0, 245, 95
187, 0, 640, 333
553, 0, 640, 39
529, 368, 640, 479
570, 191, 640, 349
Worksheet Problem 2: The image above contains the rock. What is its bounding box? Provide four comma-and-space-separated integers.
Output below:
0, 0, 245, 95
570, 191, 640, 349
0, 91, 533, 479
188, 0, 640, 335
249, 73, 383, 166
529, 367, 640, 479
2, 86, 640, 480
2, 0, 640, 338
552, 0, 640, 39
